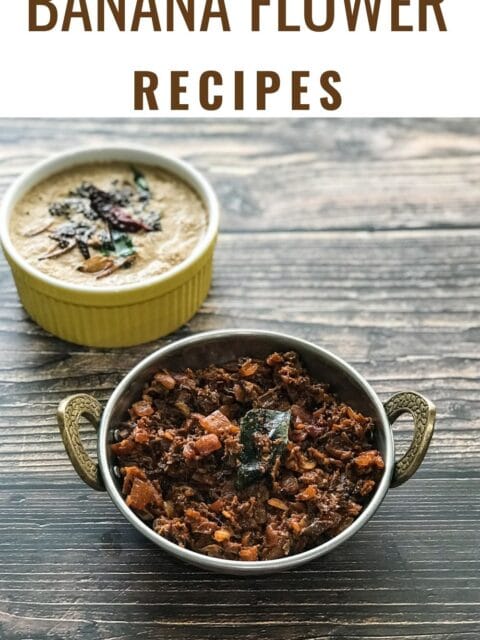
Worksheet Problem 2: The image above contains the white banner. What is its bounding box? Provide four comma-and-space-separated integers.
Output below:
0, 1, 478, 117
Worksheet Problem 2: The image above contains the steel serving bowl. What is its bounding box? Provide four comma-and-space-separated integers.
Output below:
57, 330, 436, 575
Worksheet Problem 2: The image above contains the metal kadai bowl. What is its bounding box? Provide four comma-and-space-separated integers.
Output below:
57, 330, 436, 575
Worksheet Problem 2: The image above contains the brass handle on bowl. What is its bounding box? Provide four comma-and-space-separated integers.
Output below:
57, 394, 105, 491
384, 391, 436, 488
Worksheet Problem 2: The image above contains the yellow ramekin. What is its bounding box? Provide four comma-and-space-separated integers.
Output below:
0, 146, 219, 348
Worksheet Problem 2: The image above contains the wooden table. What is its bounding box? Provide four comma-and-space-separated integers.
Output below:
0, 119, 479, 639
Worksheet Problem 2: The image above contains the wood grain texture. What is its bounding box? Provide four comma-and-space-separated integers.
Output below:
0, 119, 479, 640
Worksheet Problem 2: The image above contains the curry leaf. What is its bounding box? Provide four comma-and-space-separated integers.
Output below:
132, 167, 150, 199
112, 231, 136, 258
100, 230, 136, 258
237, 409, 290, 489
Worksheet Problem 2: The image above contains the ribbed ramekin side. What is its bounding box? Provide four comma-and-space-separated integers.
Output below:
10, 256, 214, 348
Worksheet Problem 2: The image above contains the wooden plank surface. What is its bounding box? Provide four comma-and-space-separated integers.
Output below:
0, 119, 479, 639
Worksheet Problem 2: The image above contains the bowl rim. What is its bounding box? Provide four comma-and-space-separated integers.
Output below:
0, 144, 220, 296
98, 329, 394, 574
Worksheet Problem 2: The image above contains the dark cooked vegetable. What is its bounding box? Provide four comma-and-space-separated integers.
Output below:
111, 351, 385, 562
237, 409, 290, 489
